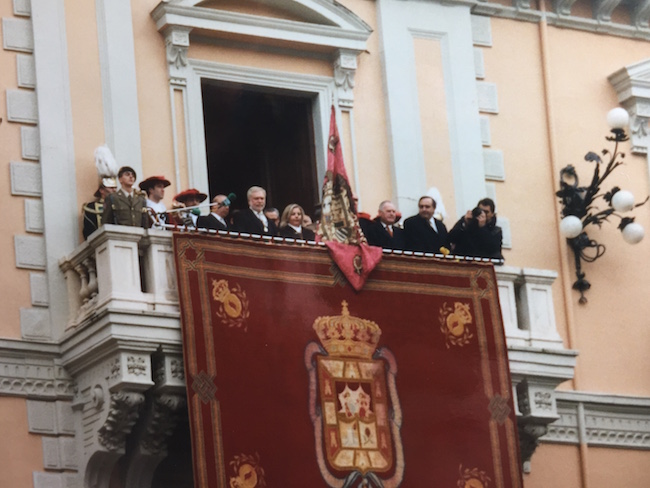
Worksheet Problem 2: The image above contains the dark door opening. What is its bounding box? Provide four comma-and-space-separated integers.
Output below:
201, 81, 320, 219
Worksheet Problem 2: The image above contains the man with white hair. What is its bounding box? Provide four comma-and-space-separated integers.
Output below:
232, 186, 278, 236
365, 200, 405, 250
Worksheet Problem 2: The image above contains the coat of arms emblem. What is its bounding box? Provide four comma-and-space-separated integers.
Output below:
305, 301, 404, 487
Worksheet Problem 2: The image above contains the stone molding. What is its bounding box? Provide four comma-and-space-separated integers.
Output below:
151, 1, 372, 52
182, 59, 334, 195
608, 59, 650, 155
445, 0, 650, 42
0, 339, 74, 400
1, 17, 33, 52
333, 49, 358, 109
154, 2, 365, 195
543, 391, 650, 450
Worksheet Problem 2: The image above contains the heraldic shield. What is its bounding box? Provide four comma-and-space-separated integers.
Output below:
305, 301, 404, 488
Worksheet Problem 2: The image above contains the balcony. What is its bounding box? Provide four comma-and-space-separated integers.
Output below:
57, 225, 576, 481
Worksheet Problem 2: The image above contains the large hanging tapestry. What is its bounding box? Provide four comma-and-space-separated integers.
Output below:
173, 234, 522, 488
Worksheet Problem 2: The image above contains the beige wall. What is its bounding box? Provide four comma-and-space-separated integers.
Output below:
0, 398, 45, 486
524, 443, 583, 487
486, 17, 650, 396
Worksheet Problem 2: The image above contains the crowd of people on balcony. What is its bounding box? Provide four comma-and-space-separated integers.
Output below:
83, 166, 503, 260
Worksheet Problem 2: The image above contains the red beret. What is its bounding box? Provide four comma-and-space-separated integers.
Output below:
174, 188, 208, 203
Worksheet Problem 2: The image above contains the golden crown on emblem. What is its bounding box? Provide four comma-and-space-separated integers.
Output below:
312, 301, 382, 359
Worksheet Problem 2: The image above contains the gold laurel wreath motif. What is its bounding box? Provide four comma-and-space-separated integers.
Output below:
439, 302, 474, 348
212, 279, 250, 330
457, 464, 491, 488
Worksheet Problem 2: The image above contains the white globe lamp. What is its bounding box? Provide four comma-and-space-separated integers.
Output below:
606, 108, 629, 129
611, 190, 635, 212
560, 215, 583, 239
622, 222, 644, 244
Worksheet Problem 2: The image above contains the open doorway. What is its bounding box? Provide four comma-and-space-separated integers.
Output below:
201, 81, 320, 219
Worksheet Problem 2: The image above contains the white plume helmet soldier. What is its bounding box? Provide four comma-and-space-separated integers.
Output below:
94, 144, 119, 187
82, 145, 119, 239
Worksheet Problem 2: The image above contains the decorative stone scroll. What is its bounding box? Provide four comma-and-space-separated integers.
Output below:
333, 50, 359, 109
164, 26, 191, 86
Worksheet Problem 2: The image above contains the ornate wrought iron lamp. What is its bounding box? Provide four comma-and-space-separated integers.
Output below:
557, 108, 648, 304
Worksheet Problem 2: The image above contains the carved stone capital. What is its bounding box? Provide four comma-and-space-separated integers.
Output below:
152, 351, 185, 391
333, 50, 359, 109
609, 60, 650, 155
164, 26, 192, 86
629, 111, 650, 154
98, 390, 145, 451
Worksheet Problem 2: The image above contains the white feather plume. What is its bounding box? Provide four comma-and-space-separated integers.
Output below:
94, 145, 118, 178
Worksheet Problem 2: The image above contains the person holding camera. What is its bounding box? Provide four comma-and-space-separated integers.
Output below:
449, 198, 503, 260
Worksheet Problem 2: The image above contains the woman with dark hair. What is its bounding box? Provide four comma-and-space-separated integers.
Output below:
279, 203, 316, 241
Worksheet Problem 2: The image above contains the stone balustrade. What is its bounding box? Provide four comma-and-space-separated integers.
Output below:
59, 225, 179, 330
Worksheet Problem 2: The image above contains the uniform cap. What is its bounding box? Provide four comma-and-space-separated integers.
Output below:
118, 166, 137, 179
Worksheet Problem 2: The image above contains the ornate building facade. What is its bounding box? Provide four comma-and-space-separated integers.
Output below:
1, 0, 649, 486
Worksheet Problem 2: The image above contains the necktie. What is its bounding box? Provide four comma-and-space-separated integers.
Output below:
387, 225, 393, 237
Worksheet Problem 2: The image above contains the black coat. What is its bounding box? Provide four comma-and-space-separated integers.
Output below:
232, 208, 278, 236
449, 217, 503, 260
197, 214, 229, 231
278, 225, 316, 241
403, 215, 449, 253
365, 219, 406, 250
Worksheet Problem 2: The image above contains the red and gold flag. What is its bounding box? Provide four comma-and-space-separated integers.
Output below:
319, 106, 382, 290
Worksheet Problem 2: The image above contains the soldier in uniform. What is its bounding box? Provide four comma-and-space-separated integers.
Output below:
102, 166, 149, 228
82, 178, 117, 239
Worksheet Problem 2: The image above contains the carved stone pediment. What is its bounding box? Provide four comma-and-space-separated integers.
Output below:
163, 0, 372, 32
151, 0, 372, 54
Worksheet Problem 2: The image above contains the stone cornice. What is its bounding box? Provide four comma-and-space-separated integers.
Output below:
59, 309, 181, 376
0, 339, 74, 400
543, 391, 650, 449
508, 345, 578, 382
440, 0, 650, 42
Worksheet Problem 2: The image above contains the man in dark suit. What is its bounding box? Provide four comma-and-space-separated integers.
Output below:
365, 200, 406, 250
404, 196, 449, 253
448, 197, 503, 260
197, 194, 230, 231
102, 166, 149, 228
232, 186, 278, 236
